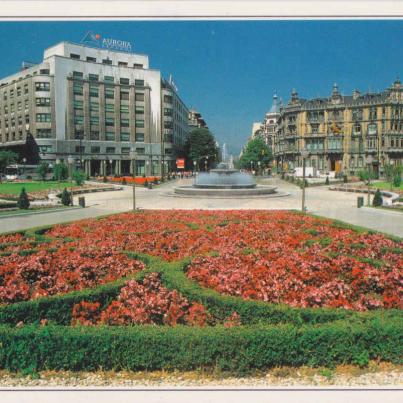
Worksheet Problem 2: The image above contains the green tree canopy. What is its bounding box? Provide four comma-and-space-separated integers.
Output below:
0, 150, 19, 173
185, 128, 219, 170
239, 137, 272, 170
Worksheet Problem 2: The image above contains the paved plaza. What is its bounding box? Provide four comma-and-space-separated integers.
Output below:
0, 178, 402, 237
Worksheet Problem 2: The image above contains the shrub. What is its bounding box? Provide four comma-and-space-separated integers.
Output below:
36, 162, 49, 181
72, 170, 85, 186
373, 189, 383, 207
144, 180, 148, 188
0, 318, 401, 373
325, 176, 330, 185
61, 188, 72, 206
393, 173, 401, 188
53, 163, 68, 181
17, 188, 30, 210
343, 174, 348, 183
121, 177, 127, 185
103, 175, 107, 183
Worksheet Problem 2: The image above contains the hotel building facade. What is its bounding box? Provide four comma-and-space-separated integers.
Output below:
0, 41, 190, 176
274, 80, 402, 176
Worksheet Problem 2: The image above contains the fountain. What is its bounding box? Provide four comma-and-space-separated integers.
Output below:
174, 162, 286, 198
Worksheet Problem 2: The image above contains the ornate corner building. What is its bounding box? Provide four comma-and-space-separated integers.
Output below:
0, 41, 190, 176
274, 80, 402, 176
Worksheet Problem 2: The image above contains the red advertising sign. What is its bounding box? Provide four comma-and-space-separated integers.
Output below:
176, 158, 185, 169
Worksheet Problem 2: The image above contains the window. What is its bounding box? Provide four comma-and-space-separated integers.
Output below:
39, 145, 53, 153
105, 132, 115, 141
70, 53, 80, 60
89, 74, 99, 82
105, 103, 114, 112
164, 95, 173, 104
369, 107, 377, 121
90, 101, 99, 111
40, 69, 50, 75
17, 87, 22, 96
136, 147, 145, 154
90, 116, 99, 125
135, 105, 145, 114
73, 71, 83, 79
121, 147, 130, 154
120, 104, 129, 113
120, 119, 130, 128
165, 148, 172, 154
353, 123, 361, 134
352, 109, 363, 121
135, 132, 144, 142
35, 82, 50, 91
17, 102, 22, 111
164, 121, 173, 129
120, 91, 129, 101
74, 115, 84, 125
105, 86, 114, 99
24, 84, 29, 94
105, 117, 115, 126
135, 79, 144, 87
25, 115, 29, 124
104, 76, 114, 83
36, 97, 51, 107
24, 99, 29, 110
89, 84, 99, 97
10, 104, 14, 113
120, 133, 130, 142
328, 137, 342, 150
36, 129, 52, 138
120, 78, 130, 85
133, 63, 143, 69
75, 145, 85, 153
135, 93, 145, 101
73, 100, 83, 110
102, 58, 112, 65
164, 108, 172, 116
368, 123, 377, 135
73, 82, 83, 95
74, 130, 84, 139
91, 146, 100, 153
106, 147, 115, 154
118, 62, 128, 68
135, 119, 144, 128
36, 113, 51, 122
90, 131, 99, 140
3, 105, 8, 113
86, 56, 97, 63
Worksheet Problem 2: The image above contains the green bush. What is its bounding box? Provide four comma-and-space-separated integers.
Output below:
144, 180, 149, 188
0, 318, 401, 373
53, 163, 68, 181
17, 187, 30, 210
36, 162, 49, 181
61, 188, 72, 206
393, 173, 401, 188
72, 170, 85, 186
372, 189, 383, 207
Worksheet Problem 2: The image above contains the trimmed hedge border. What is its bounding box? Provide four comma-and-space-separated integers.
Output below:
0, 318, 401, 373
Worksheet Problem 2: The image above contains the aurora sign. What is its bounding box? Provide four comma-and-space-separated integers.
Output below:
81, 32, 133, 52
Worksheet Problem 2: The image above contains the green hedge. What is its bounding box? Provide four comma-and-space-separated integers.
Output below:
0, 317, 401, 373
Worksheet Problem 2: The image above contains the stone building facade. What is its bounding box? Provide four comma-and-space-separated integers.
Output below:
0, 41, 189, 176
274, 80, 402, 176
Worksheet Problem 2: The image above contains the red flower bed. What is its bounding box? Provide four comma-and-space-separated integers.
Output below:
0, 240, 145, 303
3, 210, 402, 311
72, 273, 209, 327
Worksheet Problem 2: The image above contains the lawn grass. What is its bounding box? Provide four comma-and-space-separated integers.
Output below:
0, 181, 74, 195
370, 181, 403, 192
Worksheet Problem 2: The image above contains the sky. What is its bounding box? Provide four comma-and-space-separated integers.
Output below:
0, 20, 401, 155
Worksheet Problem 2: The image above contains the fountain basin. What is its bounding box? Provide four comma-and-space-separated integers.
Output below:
174, 185, 278, 197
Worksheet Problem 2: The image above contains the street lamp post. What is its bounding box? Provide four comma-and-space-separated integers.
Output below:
22, 157, 27, 178
257, 161, 261, 176
365, 155, 373, 206
130, 148, 137, 211
67, 155, 74, 180
301, 150, 309, 213
193, 160, 196, 175
109, 159, 113, 177
205, 156, 209, 172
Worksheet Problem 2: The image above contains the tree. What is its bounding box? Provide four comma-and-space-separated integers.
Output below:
0, 150, 18, 173
239, 137, 272, 172
72, 170, 86, 186
17, 187, 30, 209
53, 162, 68, 181
372, 189, 383, 207
184, 128, 219, 171
384, 164, 395, 189
36, 162, 49, 181
61, 188, 72, 206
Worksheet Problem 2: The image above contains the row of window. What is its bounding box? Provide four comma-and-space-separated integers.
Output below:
74, 115, 145, 128
72, 71, 145, 87
69, 53, 144, 69
75, 131, 145, 142
73, 100, 144, 114
73, 83, 145, 101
